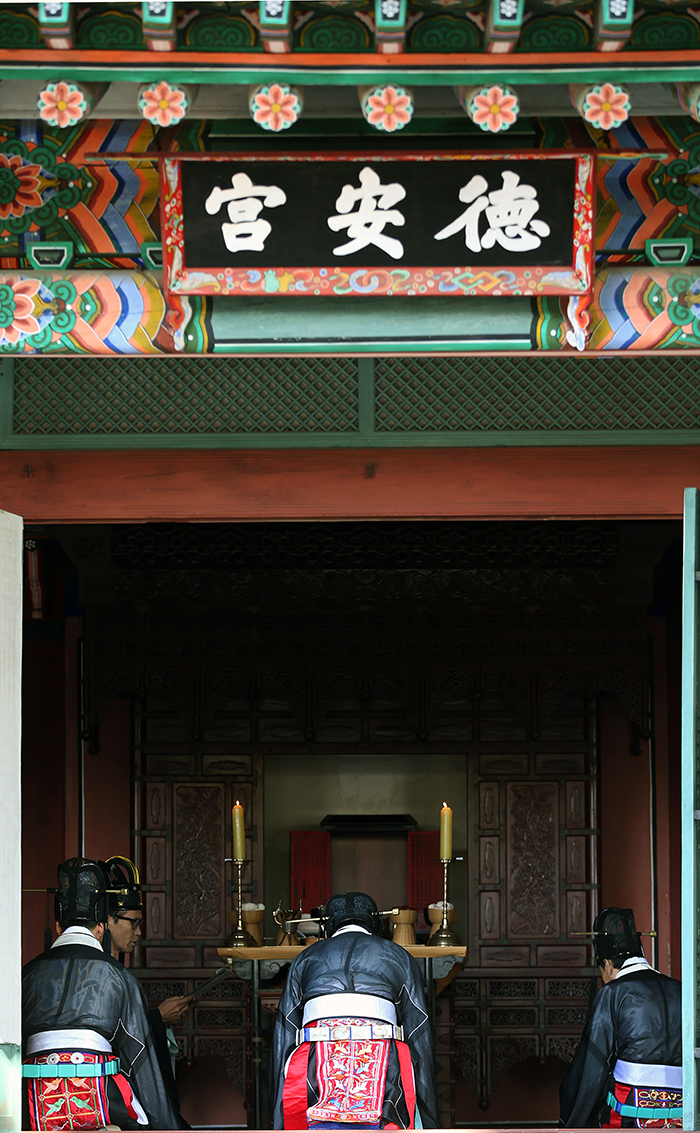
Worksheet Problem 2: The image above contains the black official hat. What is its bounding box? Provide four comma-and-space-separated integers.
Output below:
593, 907, 643, 967
55, 858, 111, 927
105, 855, 142, 913
324, 892, 382, 937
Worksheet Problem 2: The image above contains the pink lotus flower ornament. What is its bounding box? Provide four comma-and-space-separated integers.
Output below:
139, 81, 190, 129
0, 154, 42, 221
250, 83, 302, 132
459, 84, 519, 133
37, 81, 90, 129
362, 85, 413, 132
570, 82, 631, 131
0, 275, 41, 345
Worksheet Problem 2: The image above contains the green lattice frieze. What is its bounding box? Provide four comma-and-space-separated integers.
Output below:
408, 14, 482, 51
10, 354, 700, 442
13, 356, 360, 435
374, 355, 700, 434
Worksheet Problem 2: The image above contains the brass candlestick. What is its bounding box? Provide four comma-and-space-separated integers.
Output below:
223, 859, 257, 948
431, 858, 462, 947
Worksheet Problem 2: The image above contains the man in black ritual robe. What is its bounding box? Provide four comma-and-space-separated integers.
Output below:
269, 891, 439, 1130
105, 855, 190, 1126
559, 907, 681, 1129
22, 858, 180, 1131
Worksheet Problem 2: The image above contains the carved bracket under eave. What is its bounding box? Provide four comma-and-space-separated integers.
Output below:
595, 0, 635, 53
375, 0, 408, 55
141, 0, 178, 52
259, 0, 294, 55
485, 0, 525, 55
38, 1, 75, 50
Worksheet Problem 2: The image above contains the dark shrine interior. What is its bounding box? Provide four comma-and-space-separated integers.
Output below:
20, 519, 682, 1127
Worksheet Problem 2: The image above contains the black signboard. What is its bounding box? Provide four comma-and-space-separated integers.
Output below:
162, 151, 594, 299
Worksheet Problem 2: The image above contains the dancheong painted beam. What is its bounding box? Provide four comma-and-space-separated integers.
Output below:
0, 266, 696, 355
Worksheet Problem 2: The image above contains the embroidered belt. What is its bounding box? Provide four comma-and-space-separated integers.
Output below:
607, 1091, 683, 1120
22, 1060, 120, 1079
297, 1023, 404, 1044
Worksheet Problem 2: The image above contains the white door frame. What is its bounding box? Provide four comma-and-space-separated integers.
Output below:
0, 510, 22, 1132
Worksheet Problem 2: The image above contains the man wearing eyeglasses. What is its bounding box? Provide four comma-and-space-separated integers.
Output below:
106, 857, 191, 1128
22, 858, 180, 1130
106, 857, 191, 1027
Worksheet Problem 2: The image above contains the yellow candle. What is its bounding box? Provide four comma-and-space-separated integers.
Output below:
440, 802, 452, 861
232, 801, 245, 861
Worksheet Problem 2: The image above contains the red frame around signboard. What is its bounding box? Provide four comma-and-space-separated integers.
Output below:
160, 150, 595, 303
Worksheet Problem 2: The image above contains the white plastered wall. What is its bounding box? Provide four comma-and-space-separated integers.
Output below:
0, 510, 22, 1131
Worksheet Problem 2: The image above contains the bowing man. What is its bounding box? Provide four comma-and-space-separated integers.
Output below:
270, 891, 439, 1130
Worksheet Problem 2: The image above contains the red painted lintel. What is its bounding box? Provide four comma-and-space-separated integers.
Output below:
2, 447, 699, 524
1, 48, 700, 68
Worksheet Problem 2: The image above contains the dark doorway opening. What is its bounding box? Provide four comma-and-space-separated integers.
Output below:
21, 519, 682, 1128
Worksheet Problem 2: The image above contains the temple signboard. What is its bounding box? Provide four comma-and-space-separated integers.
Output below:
161, 150, 594, 300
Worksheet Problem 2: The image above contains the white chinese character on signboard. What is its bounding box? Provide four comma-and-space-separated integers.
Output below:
434, 170, 550, 254
327, 166, 406, 260
205, 172, 286, 253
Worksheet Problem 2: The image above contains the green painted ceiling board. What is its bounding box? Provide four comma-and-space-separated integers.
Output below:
207, 296, 539, 350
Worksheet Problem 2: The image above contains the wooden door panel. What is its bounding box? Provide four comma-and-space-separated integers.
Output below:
173, 783, 225, 939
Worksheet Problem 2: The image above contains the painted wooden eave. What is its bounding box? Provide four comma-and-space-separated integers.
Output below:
2, 48, 700, 86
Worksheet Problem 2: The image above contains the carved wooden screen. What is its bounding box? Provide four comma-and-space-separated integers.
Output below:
471, 734, 596, 967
